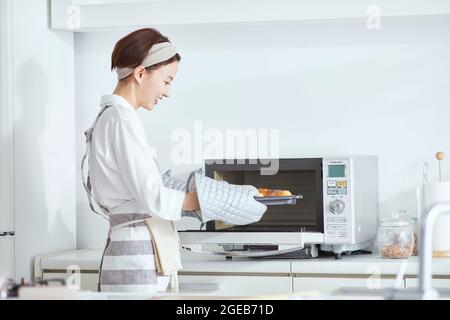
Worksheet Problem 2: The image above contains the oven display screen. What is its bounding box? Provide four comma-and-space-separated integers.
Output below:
328, 164, 346, 178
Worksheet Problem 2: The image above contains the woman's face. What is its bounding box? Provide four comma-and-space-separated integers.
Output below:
138, 61, 179, 110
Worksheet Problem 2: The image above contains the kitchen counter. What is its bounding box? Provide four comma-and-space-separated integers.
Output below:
32, 249, 450, 299
37, 249, 450, 277
291, 254, 450, 277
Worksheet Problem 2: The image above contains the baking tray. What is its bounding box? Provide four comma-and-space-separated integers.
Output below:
254, 194, 303, 206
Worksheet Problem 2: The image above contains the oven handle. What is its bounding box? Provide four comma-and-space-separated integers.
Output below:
181, 245, 304, 257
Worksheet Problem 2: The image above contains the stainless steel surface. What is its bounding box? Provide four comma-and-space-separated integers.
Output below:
180, 231, 325, 245
181, 244, 304, 257
254, 194, 303, 206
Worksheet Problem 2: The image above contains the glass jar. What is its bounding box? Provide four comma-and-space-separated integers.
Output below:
377, 218, 414, 259
392, 210, 418, 256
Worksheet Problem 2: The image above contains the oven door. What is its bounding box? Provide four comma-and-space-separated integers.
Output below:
204, 158, 324, 233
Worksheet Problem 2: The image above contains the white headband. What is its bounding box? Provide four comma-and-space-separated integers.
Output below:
115, 42, 178, 80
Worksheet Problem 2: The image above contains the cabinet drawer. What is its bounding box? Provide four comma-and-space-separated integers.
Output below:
405, 278, 450, 296
293, 276, 402, 296
178, 275, 291, 297
43, 272, 99, 292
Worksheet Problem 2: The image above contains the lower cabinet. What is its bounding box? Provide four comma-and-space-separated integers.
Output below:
41, 272, 292, 297
405, 278, 450, 288
293, 276, 402, 296
42, 272, 99, 292
404, 277, 450, 297
44, 272, 450, 297
178, 275, 292, 297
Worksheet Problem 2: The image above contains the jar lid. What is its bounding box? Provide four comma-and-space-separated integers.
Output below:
390, 210, 417, 224
380, 219, 411, 227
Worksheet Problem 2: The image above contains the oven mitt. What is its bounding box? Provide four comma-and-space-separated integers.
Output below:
161, 170, 201, 220
162, 170, 187, 191
186, 169, 267, 225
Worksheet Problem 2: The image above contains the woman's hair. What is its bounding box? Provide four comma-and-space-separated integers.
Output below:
111, 28, 181, 75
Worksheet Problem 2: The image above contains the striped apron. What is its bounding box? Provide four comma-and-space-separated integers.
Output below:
99, 213, 170, 293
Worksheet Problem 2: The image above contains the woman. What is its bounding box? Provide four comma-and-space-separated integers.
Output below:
82, 28, 267, 294
81, 28, 200, 294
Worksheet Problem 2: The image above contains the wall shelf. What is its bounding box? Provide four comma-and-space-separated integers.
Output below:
51, 0, 450, 33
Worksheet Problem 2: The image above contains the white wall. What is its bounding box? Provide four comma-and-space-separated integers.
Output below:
75, 19, 450, 249
10, 0, 77, 280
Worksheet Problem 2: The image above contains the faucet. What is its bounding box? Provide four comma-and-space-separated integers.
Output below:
388, 203, 450, 300
417, 203, 450, 299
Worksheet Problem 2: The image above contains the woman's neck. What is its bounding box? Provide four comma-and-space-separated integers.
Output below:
113, 83, 139, 110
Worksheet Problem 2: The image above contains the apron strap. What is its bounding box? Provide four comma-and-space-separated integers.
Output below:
81, 104, 166, 226
109, 219, 146, 233
81, 105, 112, 221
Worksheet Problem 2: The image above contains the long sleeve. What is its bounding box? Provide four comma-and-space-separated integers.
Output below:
111, 117, 185, 221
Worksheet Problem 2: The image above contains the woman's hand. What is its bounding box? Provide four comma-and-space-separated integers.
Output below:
182, 192, 200, 211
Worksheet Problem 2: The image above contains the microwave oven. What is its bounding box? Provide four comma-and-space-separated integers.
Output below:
179, 156, 379, 259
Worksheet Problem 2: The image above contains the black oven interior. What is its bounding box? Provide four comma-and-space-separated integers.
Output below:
204, 159, 324, 233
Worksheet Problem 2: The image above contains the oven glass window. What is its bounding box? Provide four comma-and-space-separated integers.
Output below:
210, 169, 321, 232
328, 164, 346, 178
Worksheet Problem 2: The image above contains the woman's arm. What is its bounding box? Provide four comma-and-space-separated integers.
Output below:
182, 192, 200, 211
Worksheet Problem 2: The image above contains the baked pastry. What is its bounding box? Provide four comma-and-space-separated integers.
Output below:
267, 189, 292, 196
258, 188, 292, 197
257, 188, 270, 197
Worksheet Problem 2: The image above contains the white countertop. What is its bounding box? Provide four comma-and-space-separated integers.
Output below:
291, 255, 450, 277
38, 249, 102, 271
38, 249, 450, 277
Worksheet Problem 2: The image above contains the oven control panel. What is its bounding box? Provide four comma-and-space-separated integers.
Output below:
323, 158, 352, 243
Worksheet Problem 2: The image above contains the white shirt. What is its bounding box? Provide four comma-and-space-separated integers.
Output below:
89, 94, 185, 221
